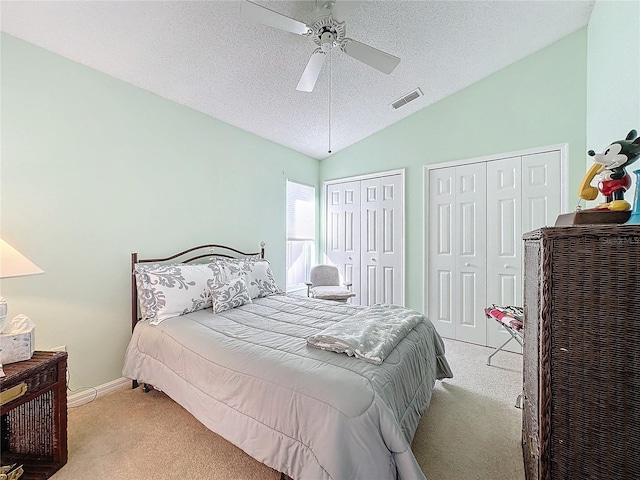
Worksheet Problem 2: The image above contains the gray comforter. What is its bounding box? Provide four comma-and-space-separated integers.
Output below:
123, 294, 452, 480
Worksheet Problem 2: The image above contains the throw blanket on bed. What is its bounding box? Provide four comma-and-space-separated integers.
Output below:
307, 303, 423, 365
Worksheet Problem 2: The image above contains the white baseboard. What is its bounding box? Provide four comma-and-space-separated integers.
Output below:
68, 377, 130, 408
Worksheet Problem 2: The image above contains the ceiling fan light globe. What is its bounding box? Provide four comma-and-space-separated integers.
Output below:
320, 31, 336, 52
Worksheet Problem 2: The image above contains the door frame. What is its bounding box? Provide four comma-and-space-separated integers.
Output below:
323, 169, 406, 305
422, 143, 569, 322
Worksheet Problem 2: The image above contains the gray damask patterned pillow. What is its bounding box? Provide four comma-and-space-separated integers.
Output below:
243, 259, 283, 299
210, 277, 252, 313
204, 261, 228, 307
134, 263, 211, 324
210, 257, 247, 282
210, 257, 283, 299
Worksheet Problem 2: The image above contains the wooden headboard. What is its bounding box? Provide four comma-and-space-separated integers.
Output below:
130, 242, 265, 332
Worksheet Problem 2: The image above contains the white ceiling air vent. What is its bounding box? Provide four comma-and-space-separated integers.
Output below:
390, 88, 423, 110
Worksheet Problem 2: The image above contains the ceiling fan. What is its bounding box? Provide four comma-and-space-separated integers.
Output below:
241, 0, 401, 92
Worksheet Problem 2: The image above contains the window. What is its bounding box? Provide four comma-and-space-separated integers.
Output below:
286, 180, 315, 293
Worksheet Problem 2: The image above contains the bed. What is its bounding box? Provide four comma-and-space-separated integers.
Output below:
122, 243, 452, 480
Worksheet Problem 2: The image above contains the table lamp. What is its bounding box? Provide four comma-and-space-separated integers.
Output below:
0, 238, 44, 332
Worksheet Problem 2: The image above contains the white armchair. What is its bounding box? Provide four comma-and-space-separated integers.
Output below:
305, 265, 356, 303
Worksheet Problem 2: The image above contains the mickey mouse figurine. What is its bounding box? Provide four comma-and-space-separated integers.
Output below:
579, 129, 640, 211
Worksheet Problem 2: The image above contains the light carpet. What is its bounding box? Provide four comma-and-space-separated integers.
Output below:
51, 339, 524, 480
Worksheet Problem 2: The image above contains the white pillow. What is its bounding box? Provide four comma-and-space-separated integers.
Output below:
211, 277, 252, 313
134, 263, 211, 325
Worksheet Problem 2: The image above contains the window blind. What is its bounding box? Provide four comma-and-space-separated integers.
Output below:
286, 181, 315, 241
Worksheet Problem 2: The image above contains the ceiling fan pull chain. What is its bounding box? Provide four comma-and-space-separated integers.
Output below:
328, 48, 332, 154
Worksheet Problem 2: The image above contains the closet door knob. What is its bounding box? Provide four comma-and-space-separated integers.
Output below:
465, 262, 470, 267
348, 256, 352, 261
504, 264, 511, 269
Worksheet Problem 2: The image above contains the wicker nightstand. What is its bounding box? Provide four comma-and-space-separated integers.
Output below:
0, 351, 68, 480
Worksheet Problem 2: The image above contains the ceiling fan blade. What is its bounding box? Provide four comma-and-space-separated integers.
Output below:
241, 0, 310, 36
330, 0, 358, 23
342, 39, 400, 74
296, 51, 326, 92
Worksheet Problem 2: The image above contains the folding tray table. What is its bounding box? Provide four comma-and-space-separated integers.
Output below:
485, 305, 524, 408
485, 304, 524, 366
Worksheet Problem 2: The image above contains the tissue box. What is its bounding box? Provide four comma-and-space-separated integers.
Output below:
0, 328, 35, 365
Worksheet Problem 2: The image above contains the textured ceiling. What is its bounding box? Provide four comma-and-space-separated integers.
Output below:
1, 0, 594, 159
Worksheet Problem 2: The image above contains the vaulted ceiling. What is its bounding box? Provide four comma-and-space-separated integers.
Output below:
1, 1, 594, 159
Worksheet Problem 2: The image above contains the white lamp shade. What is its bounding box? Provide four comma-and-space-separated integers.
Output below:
0, 239, 44, 279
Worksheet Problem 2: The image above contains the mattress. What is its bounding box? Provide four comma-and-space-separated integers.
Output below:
123, 294, 452, 480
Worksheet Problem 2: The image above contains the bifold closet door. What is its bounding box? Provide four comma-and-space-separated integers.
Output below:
325, 181, 361, 302
360, 175, 404, 306
325, 173, 404, 307
428, 163, 487, 344
521, 151, 562, 233
485, 151, 561, 350
486, 157, 523, 351
429, 151, 562, 347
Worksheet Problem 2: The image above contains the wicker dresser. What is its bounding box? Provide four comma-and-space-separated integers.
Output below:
522, 225, 640, 480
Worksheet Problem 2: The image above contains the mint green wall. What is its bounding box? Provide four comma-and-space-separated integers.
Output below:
0, 34, 319, 389
320, 29, 588, 313
586, 0, 640, 167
